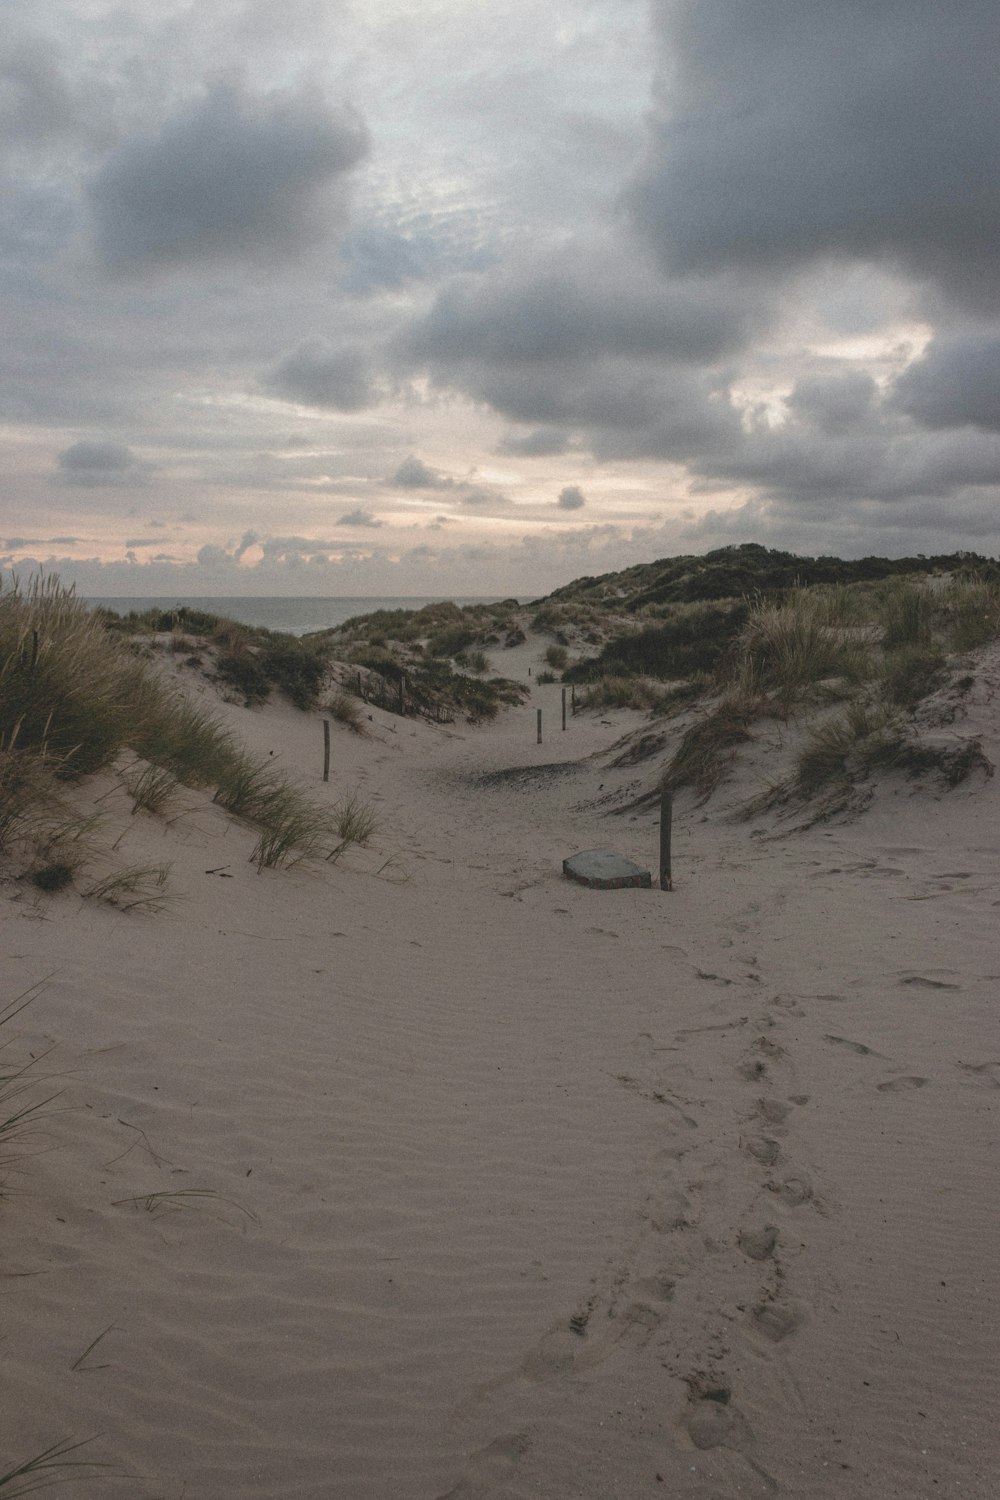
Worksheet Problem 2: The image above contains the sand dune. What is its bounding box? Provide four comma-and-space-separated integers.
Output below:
2, 649, 999, 1497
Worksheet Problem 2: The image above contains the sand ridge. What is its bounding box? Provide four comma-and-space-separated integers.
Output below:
2, 665, 999, 1497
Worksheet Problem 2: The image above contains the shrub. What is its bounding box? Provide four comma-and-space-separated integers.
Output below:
544, 644, 568, 670
427, 624, 478, 658
214, 648, 271, 705
565, 602, 748, 683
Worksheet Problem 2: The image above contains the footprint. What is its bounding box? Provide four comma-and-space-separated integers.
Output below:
957, 1060, 1000, 1088
738, 1224, 778, 1261
631, 1273, 676, 1306
823, 1033, 886, 1058
767, 1174, 813, 1208
687, 1397, 732, 1449
647, 1187, 693, 1234
876, 1075, 929, 1092
750, 1299, 806, 1343
756, 1097, 792, 1126
743, 1135, 780, 1166
435, 1433, 532, 1499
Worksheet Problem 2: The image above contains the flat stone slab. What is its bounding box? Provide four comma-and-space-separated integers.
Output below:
563, 849, 652, 890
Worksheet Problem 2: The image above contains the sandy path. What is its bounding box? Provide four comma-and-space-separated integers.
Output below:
2, 670, 998, 1497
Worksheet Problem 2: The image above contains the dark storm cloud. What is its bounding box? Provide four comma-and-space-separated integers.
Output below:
404, 247, 763, 370
88, 82, 368, 272
337, 507, 382, 527
56, 440, 148, 486
631, 1, 1000, 309
397, 240, 767, 462
894, 333, 1000, 433
786, 370, 878, 436
556, 486, 586, 510
698, 412, 1000, 508
390, 456, 453, 489
265, 341, 374, 412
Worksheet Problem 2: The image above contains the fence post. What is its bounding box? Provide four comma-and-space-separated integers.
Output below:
323, 719, 330, 782
659, 788, 673, 891
399, 674, 406, 716
561, 687, 567, 731
536, 708, 542, 745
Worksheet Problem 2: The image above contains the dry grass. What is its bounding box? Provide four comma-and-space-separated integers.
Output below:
661, 697, 757, 799
324, 691, 368, 735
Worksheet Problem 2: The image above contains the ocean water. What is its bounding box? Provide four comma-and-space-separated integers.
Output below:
86, 596, 514, 638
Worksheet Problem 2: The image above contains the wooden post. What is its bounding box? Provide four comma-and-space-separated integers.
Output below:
322, 719, 330, 782
659, 788, 673, 891
536, 708, 542, 744
561, 687, 567, 731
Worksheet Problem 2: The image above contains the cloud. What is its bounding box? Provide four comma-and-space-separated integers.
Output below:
497, 427, 573, 457
0, 36, 80, 148
264, 341, 374, 412
786, 370, 878, 436
630, 0, 1000, 309
396, 238, 767, 460
556, 485, 586, 509
894, 332, 1000, 432
459, 486, 511, 510
337, 507, 382, 527
88, 81, 368, 272
390, 456, 453, 489
403, 241, 765, 372
55, 440, 149, 487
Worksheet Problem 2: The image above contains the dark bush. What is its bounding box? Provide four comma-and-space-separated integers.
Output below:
564, 603, 748, 683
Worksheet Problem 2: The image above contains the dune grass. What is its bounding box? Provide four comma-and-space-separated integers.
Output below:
660, 697, 757, 799
0, 575, 376, 883
0, 1436, 107, 1496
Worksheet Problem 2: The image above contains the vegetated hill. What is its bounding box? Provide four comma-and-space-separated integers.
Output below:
538, 542, 1000, 612
573, 564, 1000, 828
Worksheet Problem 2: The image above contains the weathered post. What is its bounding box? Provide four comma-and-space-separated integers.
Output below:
536, 708, 542, 744
323, 719, 330, 782
659, 787, 673, 891
398, 674, 406, 716
561, 687, 567, 731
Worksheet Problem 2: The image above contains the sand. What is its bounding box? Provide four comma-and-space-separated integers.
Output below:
2, 648, 999, 1498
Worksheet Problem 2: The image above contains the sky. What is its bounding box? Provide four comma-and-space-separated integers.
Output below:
2, 0, 999, 597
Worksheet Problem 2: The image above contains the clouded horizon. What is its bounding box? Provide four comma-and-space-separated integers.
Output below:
3, 0, 998, 597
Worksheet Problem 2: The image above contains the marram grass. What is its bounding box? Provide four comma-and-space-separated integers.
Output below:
0, 575, 376, 885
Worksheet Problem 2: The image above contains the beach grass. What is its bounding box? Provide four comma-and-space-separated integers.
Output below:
0, 1436, 107, 1495
0, 575, 376, 884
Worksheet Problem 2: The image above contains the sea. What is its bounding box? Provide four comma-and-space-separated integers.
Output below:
85, 596, 516, 638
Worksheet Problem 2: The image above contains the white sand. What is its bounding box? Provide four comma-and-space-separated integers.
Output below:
2, 648, 999, 1497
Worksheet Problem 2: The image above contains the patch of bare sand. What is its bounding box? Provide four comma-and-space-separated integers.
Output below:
2, 667, 999, 1497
